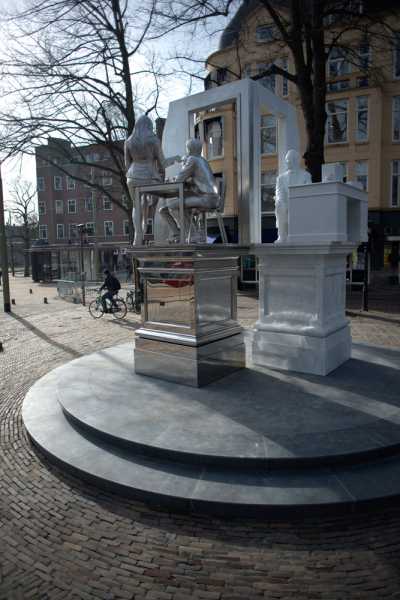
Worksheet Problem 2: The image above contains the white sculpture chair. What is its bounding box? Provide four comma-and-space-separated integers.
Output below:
186, 180, 228, 244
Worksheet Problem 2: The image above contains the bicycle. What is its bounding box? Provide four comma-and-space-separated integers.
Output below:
88, 291, 127, 320
125, 288, 141, 314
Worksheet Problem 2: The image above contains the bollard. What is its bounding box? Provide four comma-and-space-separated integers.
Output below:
0, 342, 3, 352
29, 289, 33, 294
11, 299, 15, 305
44, 297, 48, 304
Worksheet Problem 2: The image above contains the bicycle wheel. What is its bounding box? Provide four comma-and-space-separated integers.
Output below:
88, 298, 104, 319
112, 298, 127, 319
126, 293, 135, 312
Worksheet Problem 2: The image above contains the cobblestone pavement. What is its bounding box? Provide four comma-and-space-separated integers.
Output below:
1, 276, 400, 600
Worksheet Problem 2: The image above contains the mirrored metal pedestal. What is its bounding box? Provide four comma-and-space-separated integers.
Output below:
131, 246, 247, 387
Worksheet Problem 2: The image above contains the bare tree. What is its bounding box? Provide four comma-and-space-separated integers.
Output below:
155, 0, 399, 181
8, 180, 38, 277
0, 0, 162, 241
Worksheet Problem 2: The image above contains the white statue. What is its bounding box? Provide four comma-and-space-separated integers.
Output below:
275, 149, 311, 243
159, 138, 220, 243
125, 115, 179, 245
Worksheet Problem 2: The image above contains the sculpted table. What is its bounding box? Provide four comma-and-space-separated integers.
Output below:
135, 182, 185, 245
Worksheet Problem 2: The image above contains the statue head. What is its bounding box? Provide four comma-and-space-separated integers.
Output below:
132, 115, 155, 141
186, 138, 203, 156
285, 149, 301, 171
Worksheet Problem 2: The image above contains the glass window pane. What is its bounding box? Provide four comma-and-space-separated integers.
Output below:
392, 161, 399, 207
326, 100, 348, 143
393, 97, 400, 141
261, 170, 277, 213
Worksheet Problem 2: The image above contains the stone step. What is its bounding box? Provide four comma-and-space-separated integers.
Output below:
54, 343, 400, 470
23, 366, 400, 518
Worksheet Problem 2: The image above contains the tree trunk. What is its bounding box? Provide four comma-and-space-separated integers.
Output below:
24, 233, 30, 277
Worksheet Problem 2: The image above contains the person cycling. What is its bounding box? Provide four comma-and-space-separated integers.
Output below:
99, 270, 121, 313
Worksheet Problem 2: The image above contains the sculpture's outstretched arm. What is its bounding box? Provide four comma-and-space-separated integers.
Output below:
175, 156, 195, 183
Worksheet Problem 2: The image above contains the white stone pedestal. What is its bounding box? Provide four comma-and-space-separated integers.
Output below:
252, 243, 355, 376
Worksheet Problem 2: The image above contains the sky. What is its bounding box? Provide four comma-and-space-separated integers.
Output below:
0, 0, 229, 211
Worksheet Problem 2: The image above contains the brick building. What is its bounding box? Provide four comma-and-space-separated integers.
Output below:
36, 138, 132, 246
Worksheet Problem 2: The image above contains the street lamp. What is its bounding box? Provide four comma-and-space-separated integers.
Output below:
77, 224, 88, 306
0, 163, 11, 312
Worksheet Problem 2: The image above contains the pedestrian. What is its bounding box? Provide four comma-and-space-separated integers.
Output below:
126, 261, 133, 283
0, 268, 2, 286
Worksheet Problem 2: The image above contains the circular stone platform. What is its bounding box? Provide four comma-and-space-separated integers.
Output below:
22, 340, 400, 517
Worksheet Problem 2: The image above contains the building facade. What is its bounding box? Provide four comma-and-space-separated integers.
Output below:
202, 0, 400, 278
36, 138, 132, 248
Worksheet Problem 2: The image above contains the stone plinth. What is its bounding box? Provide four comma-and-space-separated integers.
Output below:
131, 245, 247, 386
252, 243, 355, 376
287, 182, 368, 244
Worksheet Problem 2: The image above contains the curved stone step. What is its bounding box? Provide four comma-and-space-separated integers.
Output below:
22, 363, 400, 517
55, 343, 400, 469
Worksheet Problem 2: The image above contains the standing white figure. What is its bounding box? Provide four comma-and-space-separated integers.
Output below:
125, 115, 179, 245
275, 149, 311, 243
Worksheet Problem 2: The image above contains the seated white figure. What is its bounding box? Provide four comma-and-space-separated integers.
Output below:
159, 138, 220, 242
275, 149, 311, 243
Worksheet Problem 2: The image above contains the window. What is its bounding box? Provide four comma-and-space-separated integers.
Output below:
85, 194, 95, 212
328, 48, 351, 77
243, 63, 252, 78
326, 99, 348, 144
55, 199, 63, 215
261, 170, 277, 214
86, 222, 95, 236
256, 24, 277, 42
37, 176, 45, 192
57, 224, 65, 240
325, 162, 347, 182
205, 117, 223, 159
355, 160, 368, 191
145, 219, 154, 235
394, 32, 400, 79
104, 221, 114, 237
393, 97, 400, 141
39, 224, 48, 240
261, 115, 277, 154
68, 199, 77, 214
123, 220, 130, 236
102, 171, 112, 186
391, 160, 400, 207
356, 96, 368, 141
281, 58, 288, 97
66, 176, 76, 190
38, 200, 45, 216
256, 63, 276, 93
69, 223, 78, 240
54, 175, 63, 190
357, 76, 369, 88
103, 197, 112, 211
84, 168, 94, 187
327, 80, 350, 92
216, 68, 227, 83
358, 39, 370, 71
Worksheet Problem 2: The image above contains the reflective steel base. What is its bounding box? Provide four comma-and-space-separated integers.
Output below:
135, 332, 245, 387
131, 245, 248, 387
